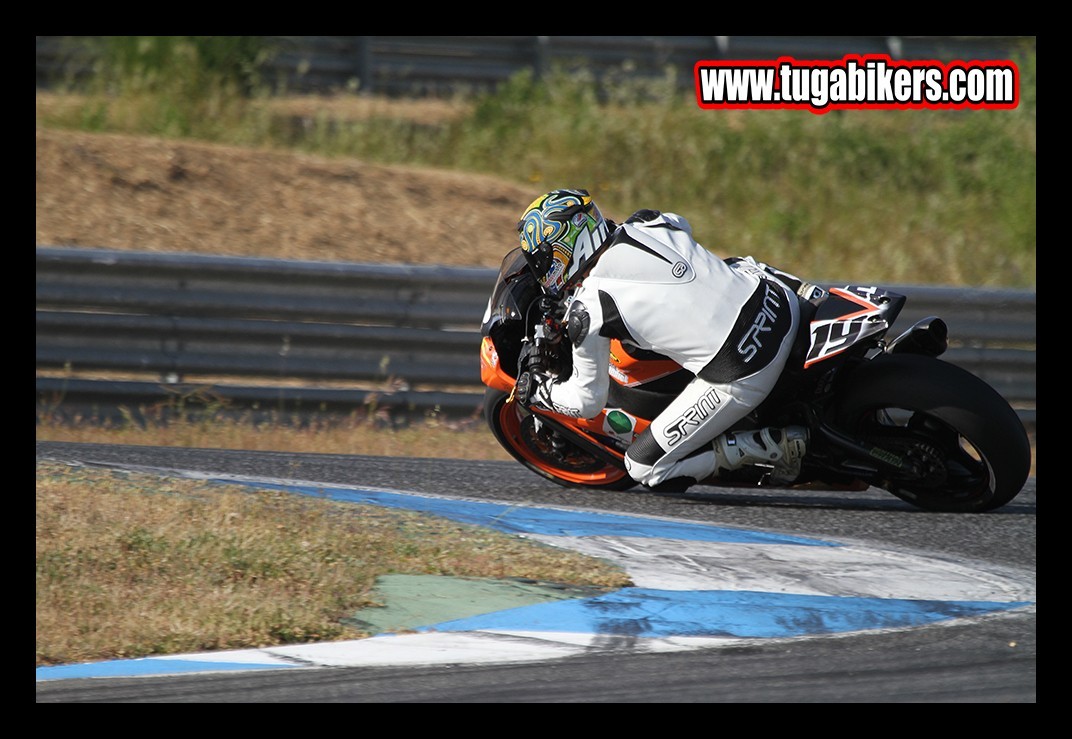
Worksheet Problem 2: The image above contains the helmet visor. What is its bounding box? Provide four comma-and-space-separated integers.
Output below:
520, 239, 555, 289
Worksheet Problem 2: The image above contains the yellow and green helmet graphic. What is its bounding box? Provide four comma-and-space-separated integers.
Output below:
517, 189, 608, 294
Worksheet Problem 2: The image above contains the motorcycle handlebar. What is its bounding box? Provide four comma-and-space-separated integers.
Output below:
520, 295, 569, 377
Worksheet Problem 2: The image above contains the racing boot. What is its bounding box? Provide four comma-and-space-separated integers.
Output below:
713, 426, 808, 486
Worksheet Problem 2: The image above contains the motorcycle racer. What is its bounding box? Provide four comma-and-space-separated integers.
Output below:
514, 188, 816, 492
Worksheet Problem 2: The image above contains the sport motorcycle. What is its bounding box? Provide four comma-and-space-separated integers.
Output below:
479, 247, 1032, 512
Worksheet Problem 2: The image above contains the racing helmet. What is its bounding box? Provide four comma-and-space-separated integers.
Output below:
517, 188, 610, 295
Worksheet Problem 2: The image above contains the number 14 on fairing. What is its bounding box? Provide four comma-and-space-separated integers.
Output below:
804, 287, 892, 368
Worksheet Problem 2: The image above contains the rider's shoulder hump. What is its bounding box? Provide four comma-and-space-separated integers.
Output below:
624, 209, 662, 224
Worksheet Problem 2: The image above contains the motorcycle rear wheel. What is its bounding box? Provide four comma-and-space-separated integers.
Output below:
832, 353, 1031, 512
484, 388, 637, 490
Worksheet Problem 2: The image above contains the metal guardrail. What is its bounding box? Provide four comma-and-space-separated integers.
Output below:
36, 36, 1036, 97
36, 246, 1035, 428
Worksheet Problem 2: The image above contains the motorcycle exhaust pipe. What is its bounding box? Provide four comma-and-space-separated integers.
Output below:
814, 422, 923, 480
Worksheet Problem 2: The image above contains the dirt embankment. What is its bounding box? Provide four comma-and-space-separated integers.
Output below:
36, 127, 540, 268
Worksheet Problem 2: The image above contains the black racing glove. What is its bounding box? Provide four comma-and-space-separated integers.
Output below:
515, 369, 541, 408
518, 339, 553, 376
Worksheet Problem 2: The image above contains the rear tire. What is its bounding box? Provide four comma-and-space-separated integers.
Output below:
832, 354, 1031, 512
484, 388, 637, 490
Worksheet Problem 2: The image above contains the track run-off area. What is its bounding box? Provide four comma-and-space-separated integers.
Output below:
36, 443, 1036, 690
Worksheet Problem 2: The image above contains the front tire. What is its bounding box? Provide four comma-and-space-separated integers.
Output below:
832, 353, 1031, 512
484, 388, 636, 490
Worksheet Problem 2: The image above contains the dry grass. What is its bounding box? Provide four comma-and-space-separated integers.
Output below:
36, 459, 631, 667
36, 413, 515, 462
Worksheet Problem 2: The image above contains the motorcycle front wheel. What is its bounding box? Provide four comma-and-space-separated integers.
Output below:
832, 353, 1032, 512
484, 388, 637, 490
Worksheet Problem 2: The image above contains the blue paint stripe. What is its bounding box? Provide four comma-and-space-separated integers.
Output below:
37, 657, 300, 682
424, 588, 1032, 638
36, 475, 1030, 682
228, 480, 836, 547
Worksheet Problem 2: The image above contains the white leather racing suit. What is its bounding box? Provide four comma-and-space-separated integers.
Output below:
529, 209, 801, 489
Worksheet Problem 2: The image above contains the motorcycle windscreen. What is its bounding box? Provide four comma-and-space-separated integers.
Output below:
481, 247, 541, 336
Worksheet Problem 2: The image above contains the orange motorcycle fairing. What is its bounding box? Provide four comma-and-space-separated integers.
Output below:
483, 334, 658, 448
608, 339, 683, 387
489, 393, 635, 489
529, 404, 651, 457
480, 335, 515, 393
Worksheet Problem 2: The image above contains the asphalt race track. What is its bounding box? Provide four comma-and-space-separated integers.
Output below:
35, 441, 1036, 703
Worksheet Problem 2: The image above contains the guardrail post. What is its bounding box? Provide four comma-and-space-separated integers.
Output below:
532, 36, 550, 82
354, 36, 372, 93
